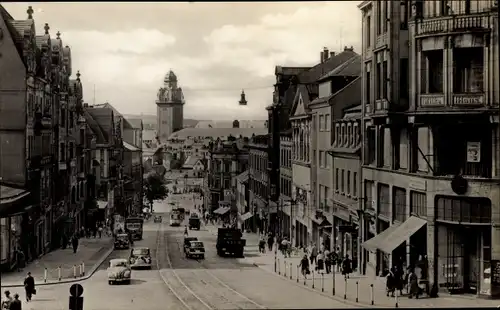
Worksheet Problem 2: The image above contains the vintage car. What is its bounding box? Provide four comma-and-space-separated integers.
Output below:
129, 247, 152, 269
186, 240, 205, 259
183, 236, 198, 254
114, 233, 130, 250
188, 216, 201, 230
107, 258, 131, 284
154, 215, 162, 223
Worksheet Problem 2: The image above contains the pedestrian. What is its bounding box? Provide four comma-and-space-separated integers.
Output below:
2, 290, 13, 309
324, 248, 331, 274
258, 236, 266, 253
386, 267, 396, 297
267, 234, 274, 252
98, 226, 103, 238
9, 294, 21, 310
71, 235, 79, 254
335, 247, 342, 272
408, 268, 420, 299
23, 272, 35, 302
341, 254, 352, 279
316, 251, 324, 272
299, 254, 310, 279
309, 243, 317, 266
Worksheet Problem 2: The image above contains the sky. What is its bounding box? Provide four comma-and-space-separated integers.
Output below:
4, 2, 362, 120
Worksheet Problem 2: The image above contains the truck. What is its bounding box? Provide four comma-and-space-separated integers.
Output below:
216, 228, 246, 257
188, 214, 201, 230
125, 217, 144, 240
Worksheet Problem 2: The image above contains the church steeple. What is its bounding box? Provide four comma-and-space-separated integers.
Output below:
239, 89, 247, 105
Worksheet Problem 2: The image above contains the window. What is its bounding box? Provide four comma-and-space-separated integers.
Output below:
60, 109, 66, 127
410, 191, 427, 218
400, 59, 409, 99
376, 61, 382, 99
335, 168, 339, 191
319, 151, 324, 167
224, 162, 231, 173
382, 0, 388, 33
393, 187, 407, 222
382, 60, 388, 99
335, 124, 341, 146
341, 169, 345, 193
223, 178, 230, 189
319, 115, 325, 131
378, 183, 390, 217
364, 180, 374, 210
400, 2, 408, 30
346, 171, 351, 195
366, 127, 376, 164
453, 47, 484, 93
366, 16, 371, 47
422, 50, 444, 94
325, 114, 330, 131
436, 196, 491, 223
376, 0, 382, 35
353, 172, 358, 197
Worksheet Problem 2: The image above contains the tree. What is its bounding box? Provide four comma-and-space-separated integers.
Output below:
143, 173, 169, 212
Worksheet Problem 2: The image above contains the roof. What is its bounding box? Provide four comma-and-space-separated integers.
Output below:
298, 49, 359, 84
126, 118, 143, 129
91, 102, 132, 128
234, 170, 249, 183
317, 55, 361, 82
168, 128, 267, 140
183, 155, 202, 167
123, 141, 140, 151
0, 5, 34, 62
84, 108, 113, 143
195, 120, 266, 129
290, 84, 313, 117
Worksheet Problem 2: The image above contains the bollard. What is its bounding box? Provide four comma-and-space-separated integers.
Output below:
321, 272, 325, 292
277, 259, 281, 275
44, 268, 48, 283
290, 263, 292, 280
284, 260, 287, 277
395, 289, 399, 308
297, 266, 300, 283
332, 267, 336, 296
58, 266, 62, 281
312, 270, 315, 289
79, 264, 82, 277
370, 283, 374, 305
344, 277, 347, 299
274, 255, 277, 273
81, 262, 85, 276
73, 265, 77, 278
356, 281, 359, 302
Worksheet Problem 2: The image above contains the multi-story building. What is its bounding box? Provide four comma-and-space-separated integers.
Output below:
156, 70, 185, 143
248, 134, 270, 233
359, 0, 500, 298
278, 129, 293, 241
206, 136, 251, 214
329, 104, 362, 271
234, 171, 251, 230
309, 52, 361, 251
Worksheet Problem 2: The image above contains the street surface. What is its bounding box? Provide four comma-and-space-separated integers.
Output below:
6, 197, 356, 309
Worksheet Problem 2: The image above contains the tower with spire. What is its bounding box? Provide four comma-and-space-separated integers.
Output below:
156, 70, 185, 143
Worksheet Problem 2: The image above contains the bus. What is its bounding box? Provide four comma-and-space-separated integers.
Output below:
125, 217, 144, 240
170, 208, 184, 226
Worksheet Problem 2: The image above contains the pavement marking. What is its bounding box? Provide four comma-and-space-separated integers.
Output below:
156, 220, 213, 310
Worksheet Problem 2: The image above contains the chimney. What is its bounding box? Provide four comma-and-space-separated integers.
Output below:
321, 47, 329, 63
330, 51, 335, 58
83, 103, 89, 108
344, 45, 354, 52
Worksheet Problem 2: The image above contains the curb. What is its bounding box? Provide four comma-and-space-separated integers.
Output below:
1, 244, 115, 288
249, 260, 381, 308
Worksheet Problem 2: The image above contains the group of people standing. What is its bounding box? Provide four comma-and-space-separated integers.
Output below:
299, 244, 352, 279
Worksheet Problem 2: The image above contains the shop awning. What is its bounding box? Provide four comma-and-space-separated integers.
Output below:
0, 186, 31, 218
240, 212, 253, 221
362, 216, 427, 254
312, 215, 332, 227
213, 207, 223, 214
377, 216, 427, 254
218, 207, 230, 215
97, 201, 108, 209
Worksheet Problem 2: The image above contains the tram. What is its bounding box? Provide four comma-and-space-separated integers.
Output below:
170, 208, 184, 226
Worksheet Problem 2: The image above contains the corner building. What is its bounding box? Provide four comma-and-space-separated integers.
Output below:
359, 0, 500, 298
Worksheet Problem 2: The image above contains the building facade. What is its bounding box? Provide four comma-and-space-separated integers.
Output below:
248, 134, 270, 233
329, 105, 362, 272
156, 70, 185, 143
360, 0, 500, 298
279, 130, 293, 241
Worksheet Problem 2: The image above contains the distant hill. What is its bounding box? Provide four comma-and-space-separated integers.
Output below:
123, 114, 199, 129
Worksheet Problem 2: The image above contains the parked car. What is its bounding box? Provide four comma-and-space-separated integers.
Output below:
129, 247, 152, 269
114, 233, 130, 250
186, 241, 205, 259
107, 259, 131, 284
183, 237, 198, 254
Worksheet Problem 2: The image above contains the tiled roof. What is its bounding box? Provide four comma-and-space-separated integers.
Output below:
168, 128, 267, 140
183, 155, 202, 168
83, 110, 107, 144
317, 55, 361, 81
126, 118, 143, 129
298, 49, 359, 84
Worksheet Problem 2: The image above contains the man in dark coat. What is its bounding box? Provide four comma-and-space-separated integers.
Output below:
71, 235, 79, 254
23, 272, 35, 302
10, 293, 22, 310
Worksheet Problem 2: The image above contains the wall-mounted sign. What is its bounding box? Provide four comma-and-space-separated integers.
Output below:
466, 142, 481, 163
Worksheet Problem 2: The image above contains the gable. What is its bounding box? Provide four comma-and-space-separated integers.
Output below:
290, 86, 309, 118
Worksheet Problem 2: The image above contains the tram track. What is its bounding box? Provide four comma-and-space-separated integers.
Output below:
156, 218, 266, 310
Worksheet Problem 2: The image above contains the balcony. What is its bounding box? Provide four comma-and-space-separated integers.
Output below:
415, 13, 493, 37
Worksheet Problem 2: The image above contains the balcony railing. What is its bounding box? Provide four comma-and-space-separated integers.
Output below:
416, 13, 493, 37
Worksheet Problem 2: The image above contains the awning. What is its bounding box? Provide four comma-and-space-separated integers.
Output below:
97, 201, 108, 209
378, 216, 427, 254
213, 207, 224, 214
218, 207, 230, 215
0, 186, 31, 217
312, 216, 332, 227
362, 216, 427, 254
240, 212, 253, 221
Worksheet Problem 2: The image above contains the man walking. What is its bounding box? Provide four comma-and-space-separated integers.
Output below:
71, 235, 79, 253
23, 272, 35, 302
9, 294, 21, 310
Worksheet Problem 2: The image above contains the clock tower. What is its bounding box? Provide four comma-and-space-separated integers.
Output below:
156, 70, 185, 143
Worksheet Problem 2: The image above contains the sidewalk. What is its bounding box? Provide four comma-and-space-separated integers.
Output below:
251, 251, 500, 308
1, 236, 113, 288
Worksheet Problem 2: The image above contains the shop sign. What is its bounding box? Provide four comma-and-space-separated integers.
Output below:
466, 142, 481, 163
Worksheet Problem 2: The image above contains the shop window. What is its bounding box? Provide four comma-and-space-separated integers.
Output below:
410, 191, 426, 218
377, 183, 390, 217
366, 127, 376, 165
393, 187, 407, 222
436, 196, 491, 223
364, 180, 374, 210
